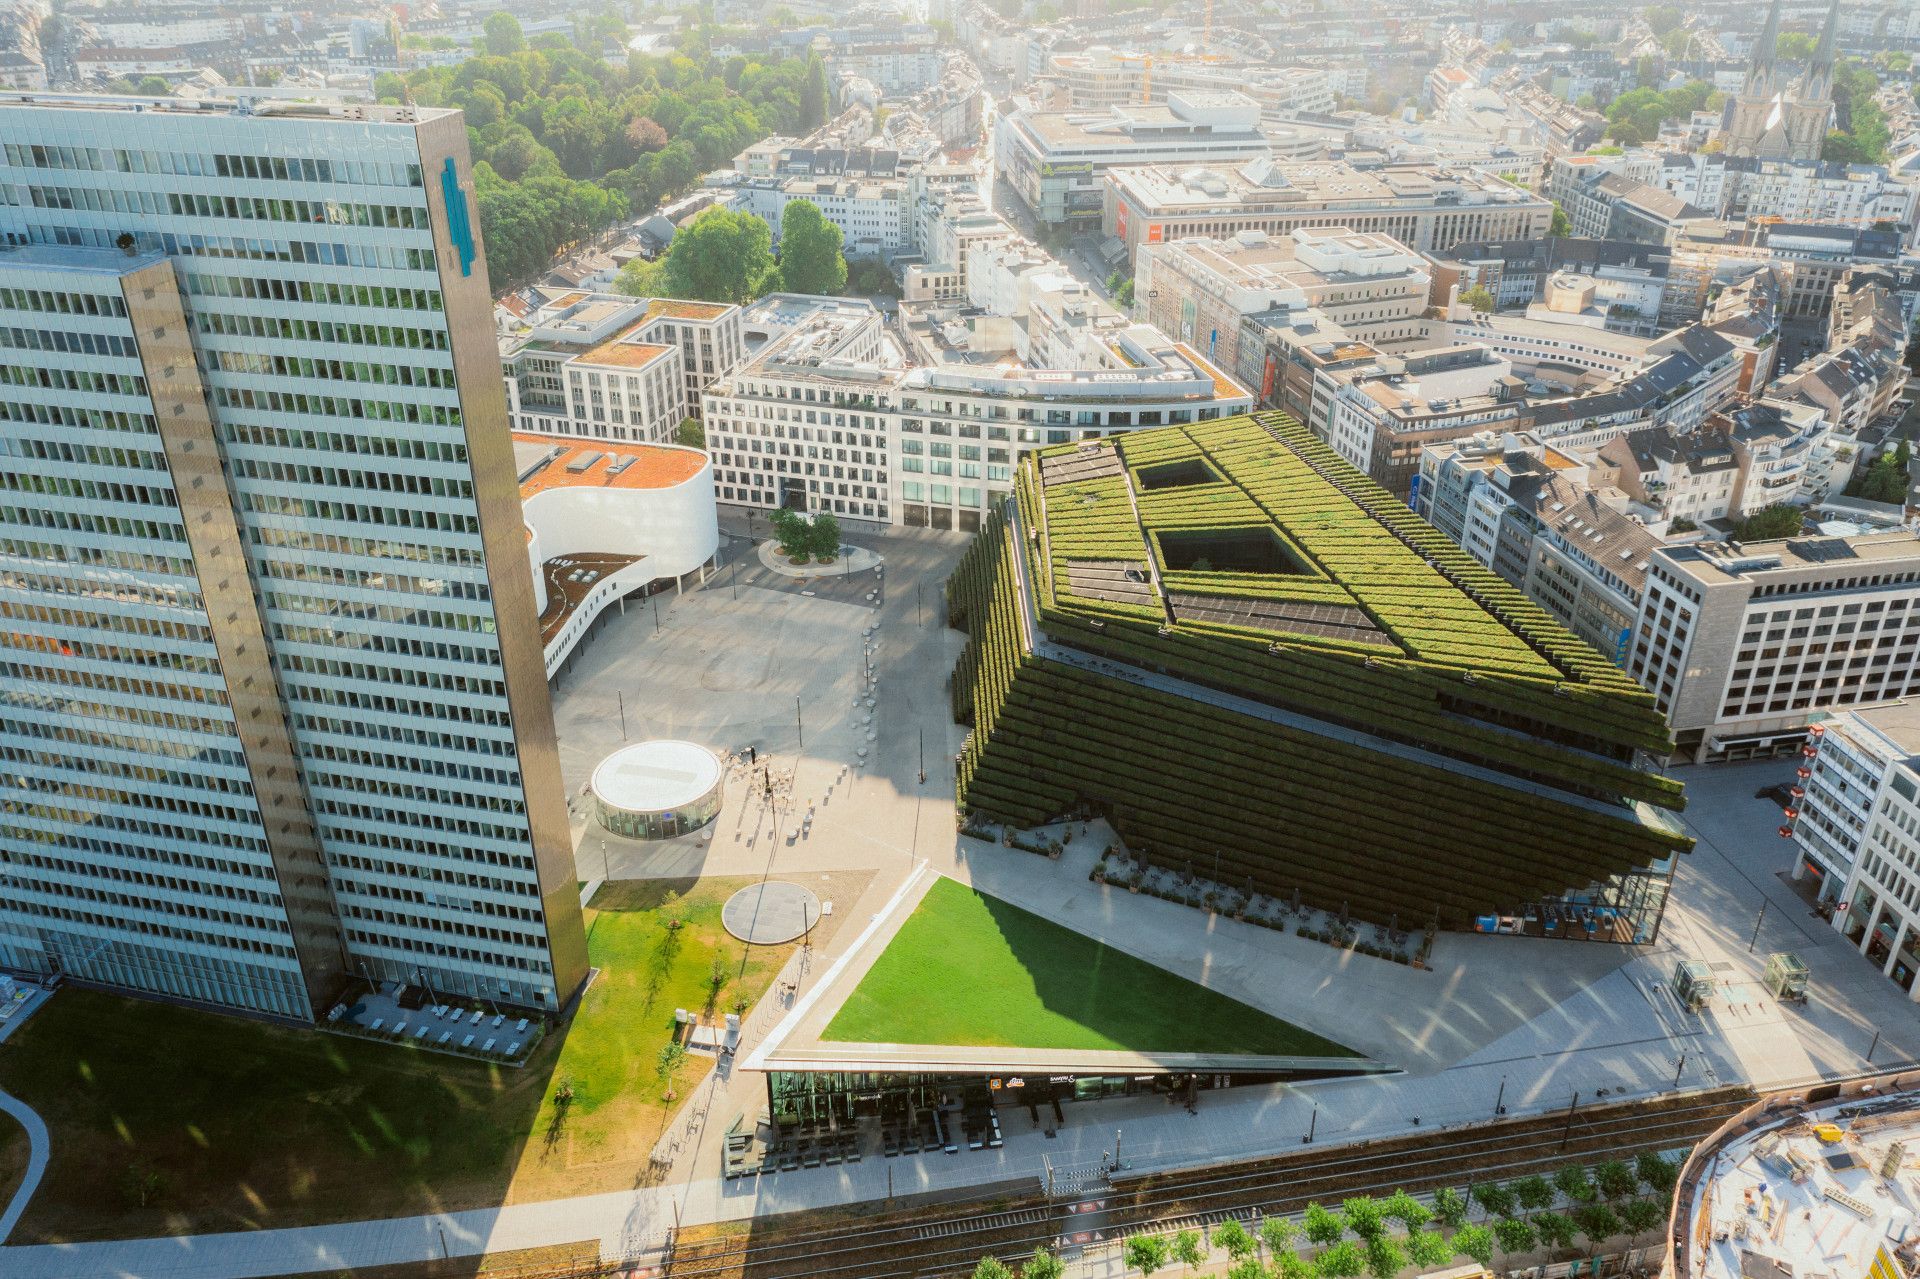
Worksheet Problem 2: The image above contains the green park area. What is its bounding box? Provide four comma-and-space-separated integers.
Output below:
0, 875, 854, 1242
823, 877, 1354, 1058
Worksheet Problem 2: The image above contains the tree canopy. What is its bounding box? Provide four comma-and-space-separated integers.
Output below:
1732, 503, 1808, 541
642, 205, 777, 303
1603, 80, 1717, 146
1846, 441, 1912, 504
373, 40, 822, 288
777, 200, 848, 295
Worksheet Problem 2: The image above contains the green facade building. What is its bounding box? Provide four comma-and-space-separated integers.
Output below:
947, 412, 1691, 941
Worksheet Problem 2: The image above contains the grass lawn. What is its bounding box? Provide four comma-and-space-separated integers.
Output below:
0, 872, 865, 1243
823, 877, 1354, 1057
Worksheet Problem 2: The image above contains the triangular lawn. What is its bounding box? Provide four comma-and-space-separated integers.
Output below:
822, 877, 1356, 1057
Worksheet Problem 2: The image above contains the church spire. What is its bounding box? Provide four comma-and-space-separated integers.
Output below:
1801, 0, 1839, 104
1746, 0, 1784, 97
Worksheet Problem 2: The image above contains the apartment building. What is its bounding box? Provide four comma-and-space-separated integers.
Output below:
1103, 157, 1552, 264
0, 96, 589, 1020
701, 296, 1251, 530
1628, 532, 1920, 761
1133, 227, 1430, 380
499, 291, 745, 439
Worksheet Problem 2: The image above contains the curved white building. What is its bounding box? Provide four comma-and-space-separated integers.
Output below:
515, 433, 719, 677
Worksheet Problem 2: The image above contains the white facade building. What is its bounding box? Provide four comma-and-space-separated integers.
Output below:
701, 296, 1252, 530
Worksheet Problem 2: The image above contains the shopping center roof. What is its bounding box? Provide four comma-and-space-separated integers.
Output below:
513, 433, 705, 497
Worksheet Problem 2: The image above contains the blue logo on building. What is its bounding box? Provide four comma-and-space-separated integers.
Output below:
441, 157, 476, 278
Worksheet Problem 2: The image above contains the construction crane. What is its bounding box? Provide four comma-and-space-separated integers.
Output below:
1203, 0, 1213, 54
1141, 53, 1152, 104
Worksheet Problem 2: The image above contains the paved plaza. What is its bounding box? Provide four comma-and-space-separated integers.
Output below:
5, 523, 1920, 1278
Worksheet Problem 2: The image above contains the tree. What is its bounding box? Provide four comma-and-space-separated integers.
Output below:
1170, 1228, 1205, 1272
803, 54, 830, 130
627, 116, 670, 154
483, 12, 525, 56
770, 508, 811, 559
1550, 203, 1572, 236
1316, 1240, 1364, 1279
1405, 1230, 1451, 1269
1259, 1215, 1298, 1260
1024, 1248, 1066, 1279
1553, 1165, 1596, 1204
1492, 1217, 1536, 1257
1636, 1151, 1679, 1195
1594, 1158, 1638, 1200
655, 1040, 687, 1097
1472, 1181, 1516, 1218
675, 416, 706, 449
1451, 1223, 1495, 1267
777, 200, 848, 296
1574, 1202, 1621, 1250
1302, 1202, 1346, 1246
1341, 1197, 1384, 1240
1381, 1189, 1429, 1231
1431, 1186, 1468, 1229
1847, 443, 1912, 504
1124, 1233, 1170, 1277
1533, 1211, 1577, 1250
1211, 1219, 1256, 1261
1620, 1197, 1665, 1236
1510, 1174, 1554, 1212
971, 1259, 1014, 1279
660, 206, 776, 303
1224, 1261, 1269, 1279
1363, 1236, 1403, 1279
1460, 285, 1496, 313
808, 511, 841, 560
1274, 1257, 1316, 1279
1732, 503, 1806, 542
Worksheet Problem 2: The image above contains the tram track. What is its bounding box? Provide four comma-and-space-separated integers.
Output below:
657, 1086, 1752, 1279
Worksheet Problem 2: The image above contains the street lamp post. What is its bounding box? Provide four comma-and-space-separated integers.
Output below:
1494, 1076, 1507, 1116
795, 694, 803, 748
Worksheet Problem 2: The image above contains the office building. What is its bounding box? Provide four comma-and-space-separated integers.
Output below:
995, 92, 1273, 227
499, 290, 744, 439
1133, 227, 1430, 381
1790, 702, 1920, 998
0, 96, 589, 1021
1102, 157, 1552, 264
1788, 703, 1920, 911
700, 295, 1251, 530
1628, 532, 1920, 761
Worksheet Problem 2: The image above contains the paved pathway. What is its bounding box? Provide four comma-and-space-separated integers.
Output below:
0, 1088, 49, 1247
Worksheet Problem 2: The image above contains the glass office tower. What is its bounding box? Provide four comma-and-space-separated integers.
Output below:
0, 97, 588, 1021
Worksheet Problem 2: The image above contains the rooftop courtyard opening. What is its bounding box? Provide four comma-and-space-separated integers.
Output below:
1156, 527, 1308, 575
1136, 459, 1220, 491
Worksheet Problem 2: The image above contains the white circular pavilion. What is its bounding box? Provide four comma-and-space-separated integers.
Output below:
589, 739, 724, 840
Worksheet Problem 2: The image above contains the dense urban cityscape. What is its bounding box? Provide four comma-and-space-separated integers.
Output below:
2, 1, 1920, 1278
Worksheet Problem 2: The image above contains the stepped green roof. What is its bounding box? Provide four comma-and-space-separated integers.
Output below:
948, 412, 1690, 930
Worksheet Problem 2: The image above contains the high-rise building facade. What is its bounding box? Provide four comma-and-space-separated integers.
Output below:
0, 96, 588, 1022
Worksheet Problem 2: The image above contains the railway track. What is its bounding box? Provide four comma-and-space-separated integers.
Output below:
658, 1086, 1752, 1279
